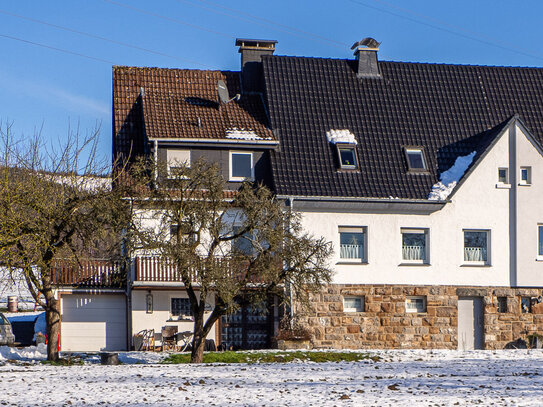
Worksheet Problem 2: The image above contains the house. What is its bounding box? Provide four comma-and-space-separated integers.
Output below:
57, 38, 543, 352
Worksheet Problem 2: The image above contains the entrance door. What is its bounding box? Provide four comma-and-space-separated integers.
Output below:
458, 296, 484, 350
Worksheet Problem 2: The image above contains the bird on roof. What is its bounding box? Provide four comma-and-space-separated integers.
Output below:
351, 37, 381, 50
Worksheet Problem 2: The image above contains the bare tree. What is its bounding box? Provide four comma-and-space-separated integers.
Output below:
128, 159, 332, 363
0, 122, 129, 361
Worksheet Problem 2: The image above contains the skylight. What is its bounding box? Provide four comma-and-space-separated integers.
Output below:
405, 148, 427, 171
338, 146, 357, 169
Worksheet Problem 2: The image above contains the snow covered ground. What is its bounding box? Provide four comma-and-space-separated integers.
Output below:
1, 348, 543, 406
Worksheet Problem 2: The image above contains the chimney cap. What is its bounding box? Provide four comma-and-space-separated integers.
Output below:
351, 37, 381, 50
235, 38, 277, 49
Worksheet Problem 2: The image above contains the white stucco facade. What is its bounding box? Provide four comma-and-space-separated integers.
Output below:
131, 289, 217, 343
296, 123, 543, 288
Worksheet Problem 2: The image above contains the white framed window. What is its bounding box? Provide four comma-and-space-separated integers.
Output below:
404, 147, 427, 171
171, 297, 192, 318
406, 296, 426, 313
343, 296, 364, 312
339, 227, 366, 262
463, 229, 490, 265
520, 167, 531, 185
337, 145, 358, 169
167, 149, 191, 178
401, 228, 428, 264
232, 225, 255, 255
230, 151, 254, 181
538, 225, 543, 260
498, 168, 509, 184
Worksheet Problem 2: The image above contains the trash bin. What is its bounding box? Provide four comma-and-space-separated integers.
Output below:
8, 296, 18, 312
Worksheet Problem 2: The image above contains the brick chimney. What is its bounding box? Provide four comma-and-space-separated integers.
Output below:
236, 38, 277, 93
352, 37, 381, 79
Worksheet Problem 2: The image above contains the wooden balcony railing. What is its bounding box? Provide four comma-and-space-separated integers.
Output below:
52, 259, 126, 288
134, 256, 272, 284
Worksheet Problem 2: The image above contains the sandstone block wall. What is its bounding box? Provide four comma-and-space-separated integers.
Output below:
297, 285, 543, 350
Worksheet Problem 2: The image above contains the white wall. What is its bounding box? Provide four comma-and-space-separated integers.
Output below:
515, 125, 543, 286
298, 128, 513, 287
131, 290, 217, 343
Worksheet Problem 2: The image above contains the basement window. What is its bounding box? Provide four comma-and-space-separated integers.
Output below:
521, 297, 533, 314
497, 297, 507, 313
343, 296, 365, 313
404, 147, 427, 171
406, 296, 427, 313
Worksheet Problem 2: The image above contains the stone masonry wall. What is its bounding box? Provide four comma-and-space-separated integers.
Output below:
297, 285, 543, 350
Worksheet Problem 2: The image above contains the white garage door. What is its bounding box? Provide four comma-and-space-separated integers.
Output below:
61, 294, 127, 352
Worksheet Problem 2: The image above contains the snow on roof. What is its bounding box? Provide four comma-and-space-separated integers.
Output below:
225, 128, 269, 140
326, 129, 357, 145
428, 151, 476, 201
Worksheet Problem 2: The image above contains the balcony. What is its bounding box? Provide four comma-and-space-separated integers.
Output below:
134, 256, 271, 284
52, 259, 125, 288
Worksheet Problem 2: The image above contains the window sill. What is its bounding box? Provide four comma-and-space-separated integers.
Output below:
336, 260, 368, 265
518, 183, 532, 187
460, 263, 491, 267
406, 312, 427, 315
398, 262, 430, 267
407, 170, 431, 175
536, 257, 543, 262
229, 178, 254, 183
495, 183, 511, 189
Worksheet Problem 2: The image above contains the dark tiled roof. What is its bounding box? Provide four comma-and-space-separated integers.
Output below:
262, 56, 543, 199
113, 66, 273, 162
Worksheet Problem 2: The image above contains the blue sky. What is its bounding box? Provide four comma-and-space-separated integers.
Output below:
2, 0, 543, 162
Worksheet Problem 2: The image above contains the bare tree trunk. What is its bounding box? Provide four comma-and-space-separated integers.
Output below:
43, 290, 60, 362
190, 309, 206, 363
190, 308, 222, 363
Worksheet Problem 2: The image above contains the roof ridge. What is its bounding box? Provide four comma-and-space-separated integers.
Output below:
112, 65, 240, 74
264, 55, 543, 70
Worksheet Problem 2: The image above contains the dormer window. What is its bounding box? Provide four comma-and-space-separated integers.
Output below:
338, 146, 358, 169
405, 147, 427, 171
230, 151, 254, 181
167, 149, 191, 178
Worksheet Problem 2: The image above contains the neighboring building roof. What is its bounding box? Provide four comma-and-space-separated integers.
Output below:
113, 66, 274, 162
262, 56, 543, 199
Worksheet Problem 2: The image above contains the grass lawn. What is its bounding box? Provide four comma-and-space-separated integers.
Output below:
162, 350, 380, 364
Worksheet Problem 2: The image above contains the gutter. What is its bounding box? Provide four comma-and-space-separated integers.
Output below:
149, 137, 279, 148
276, 195, 448, 204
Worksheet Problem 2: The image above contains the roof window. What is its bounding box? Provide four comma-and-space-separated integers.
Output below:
326, 129, 359, 170
405, 147, 427, 171
338, 146, 358, 169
